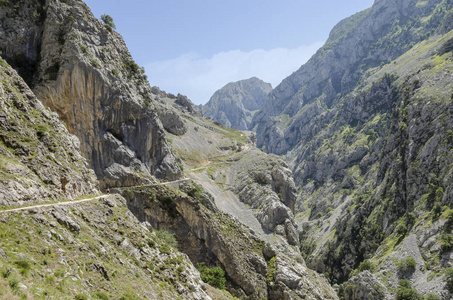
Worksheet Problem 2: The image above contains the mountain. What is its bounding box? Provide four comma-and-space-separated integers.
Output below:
203, 77, 272, 131
0, 0, 182, 189
251, 0, 453, 298
0, 0, 337, 299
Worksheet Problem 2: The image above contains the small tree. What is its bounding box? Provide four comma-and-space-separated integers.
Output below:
101, 14, 116, 30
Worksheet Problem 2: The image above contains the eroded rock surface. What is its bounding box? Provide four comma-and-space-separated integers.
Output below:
0, 0, 182, 187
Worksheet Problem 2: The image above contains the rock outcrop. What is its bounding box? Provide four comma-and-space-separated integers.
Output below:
229, 149, 299, 246
203, 77, 272, 130
0, 57, 98, 206
0, 0, 182, 187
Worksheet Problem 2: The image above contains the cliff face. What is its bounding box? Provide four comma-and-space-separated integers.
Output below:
203, 77, 272, 131
0, 57, 98, 206
0, 0, 182, 187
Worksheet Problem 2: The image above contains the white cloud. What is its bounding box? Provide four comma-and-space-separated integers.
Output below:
145, 42, 323, 105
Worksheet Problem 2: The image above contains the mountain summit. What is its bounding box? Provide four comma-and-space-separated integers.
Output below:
203, 77, 272, 130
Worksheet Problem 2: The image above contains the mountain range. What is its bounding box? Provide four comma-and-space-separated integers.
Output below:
1, 0, 453, 299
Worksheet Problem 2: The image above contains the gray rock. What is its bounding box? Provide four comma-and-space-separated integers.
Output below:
157, 108, 187, 136
52, 210, 81, 234
203, 77, 272, 130
263, 242, 277, 260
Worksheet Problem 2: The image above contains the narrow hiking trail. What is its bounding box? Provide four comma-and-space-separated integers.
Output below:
0, 178, 192, 214
0, 195, 109, 214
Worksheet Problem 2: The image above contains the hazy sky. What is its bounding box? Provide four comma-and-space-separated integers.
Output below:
84, 0, 374, 104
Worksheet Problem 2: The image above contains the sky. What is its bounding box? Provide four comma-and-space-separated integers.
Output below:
84, 0, 374, 104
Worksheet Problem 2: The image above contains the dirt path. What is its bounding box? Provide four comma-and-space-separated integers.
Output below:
0, 195, 109, 214
0, 178, 193, 214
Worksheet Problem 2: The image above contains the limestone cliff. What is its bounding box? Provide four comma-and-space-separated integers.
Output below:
0, 57, 98, 206
203, 77, 272, 131
0, 0, 182, 187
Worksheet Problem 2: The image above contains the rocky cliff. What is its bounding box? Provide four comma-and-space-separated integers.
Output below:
249, 0, 453, 298
0, 0, 182, 188
122, 182, 338, 300
0, 57, 98, 206
203, 77, 272, 131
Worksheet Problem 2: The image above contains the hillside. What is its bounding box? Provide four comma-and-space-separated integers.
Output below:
203, 77, 272, 131
249, 0, 453, 298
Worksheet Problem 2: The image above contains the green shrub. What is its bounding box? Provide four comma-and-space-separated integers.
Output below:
93, 291, 109, 300
444, 267, 453, 292
1, 268, 11, 278
14, 260, 31, 275
397, 256, 416, 274
155, 229, 178, 249
8, 278, 19, 289
124, 60, 140, 76
74, 294, 88, 300
266, 256, 277, 283
396, 223, 407, 236
433, 202, 442, 218
36, 124, 48, 138
425, 293, 441, 300
350, 259, 375, 277
100, 14, 116, 30
395, 279, 423, 300
89, 58, 100, 68
197, 263, 226, 289
439, 233, 453, 252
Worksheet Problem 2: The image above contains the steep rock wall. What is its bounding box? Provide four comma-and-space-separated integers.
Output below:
0, 57, 98, 205
0, 0, 182, 187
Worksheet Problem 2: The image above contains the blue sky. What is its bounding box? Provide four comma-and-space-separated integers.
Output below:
84, 0, 374, 104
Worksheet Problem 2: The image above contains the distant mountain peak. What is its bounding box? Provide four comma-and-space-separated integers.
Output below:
202, 77, 272, 131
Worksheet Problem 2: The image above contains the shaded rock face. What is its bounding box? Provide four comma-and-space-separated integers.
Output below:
203, 77, 272, 130
123, 184, 269, 300
0, 0, 182, 187
122, 184, 339, 300
0, 58, 98, 206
